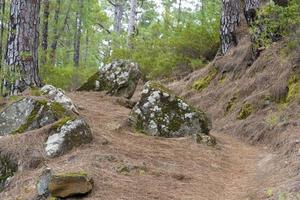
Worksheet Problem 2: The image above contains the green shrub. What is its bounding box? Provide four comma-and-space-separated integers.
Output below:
40, 65, 98, 91
252, 0, 300, 48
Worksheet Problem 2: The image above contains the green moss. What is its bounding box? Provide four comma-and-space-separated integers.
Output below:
237, 103, 253, 120
77, 71, 100, 91
225, 96, 238, 115
13, 100, 48, 134
193, 68, 218, 92
286, 74, 300, 103
265, 113, 279, 127
29, 87, 42, 96
50, 102, 67, 118
56, 171, 88, 178
49, 116, 75, 132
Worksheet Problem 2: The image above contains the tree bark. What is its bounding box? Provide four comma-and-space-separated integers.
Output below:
108, 0, 124, 33
0, 0, 5, 69
128, 0, 137, 47
73, 0, 83, 67
49, 0, 61, 65
244, 0, 260, 25
41, 0, 49, 65
5, 0, 42, 94
220, 0, 241, 54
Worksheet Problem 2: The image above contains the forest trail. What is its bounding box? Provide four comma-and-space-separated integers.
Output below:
66, 91, 268, 200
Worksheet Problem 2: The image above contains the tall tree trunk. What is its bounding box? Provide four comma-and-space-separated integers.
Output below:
220, 0, 241, 54
178, 0, 182, 24
0, 0, 5, 95
244, 0, 260, 25
41, 0, 49, 65
0, 0, 5, 69
108, 0, 124, 33
114, 3, 124, 33
5, 0, 42, 94
49, 0, 61, 65
73, 0, 83, 67
128, 0, 137, 47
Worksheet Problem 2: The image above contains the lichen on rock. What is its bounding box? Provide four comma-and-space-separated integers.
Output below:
41, 85, 79, 114
44, 118, 92, 158
0, 97, 67, 135
129, 81, 213, 140
78, 60, 141, 99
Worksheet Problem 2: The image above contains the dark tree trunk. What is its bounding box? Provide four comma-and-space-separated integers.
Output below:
5, 0, 42, 94
244, 0, 260, 24
0, 0, 5, 69
220, 0, 241, 54
128, 0, 137, 48
0, 0, 5, 95
41, 0, 49, 65
73, 0, 83, 67
49, 0, 61, 65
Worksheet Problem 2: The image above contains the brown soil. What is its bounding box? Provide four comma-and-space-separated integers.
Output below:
0, 92, 271, 200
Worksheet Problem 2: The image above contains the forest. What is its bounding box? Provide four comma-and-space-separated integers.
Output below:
0, 0, 299, 199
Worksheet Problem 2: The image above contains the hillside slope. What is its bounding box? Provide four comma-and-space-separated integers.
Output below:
168, 31, 300, 199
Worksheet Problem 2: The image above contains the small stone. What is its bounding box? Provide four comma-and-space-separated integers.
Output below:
37, 168, 52, 196
48, 172, 93, 198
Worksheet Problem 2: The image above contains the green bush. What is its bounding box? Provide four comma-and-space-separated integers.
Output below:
252, 0, 300, 48
40, 65, 98, 91
108, 0, 221, 79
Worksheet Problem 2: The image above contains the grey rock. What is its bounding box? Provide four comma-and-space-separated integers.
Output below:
37, 168, 52, 196
78, 60, 141, 99
41, 85, 79, 114
129, 81, 213, 139
0, 97, 62, 136
45, 118, 92, 158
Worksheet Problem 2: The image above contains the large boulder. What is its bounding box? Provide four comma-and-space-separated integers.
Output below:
129, 82, 213, 140
41, 85, 79, 114
44, 118, 92, 158
48, 172, 93, 198
0, 97, 68, 136
78, 60, 141, 99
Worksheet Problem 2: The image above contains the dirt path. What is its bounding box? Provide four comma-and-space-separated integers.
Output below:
64, 91, 266, 200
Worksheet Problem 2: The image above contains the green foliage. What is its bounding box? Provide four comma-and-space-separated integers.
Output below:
252, 0, 300, 48
225, 95, 238, 115
237, 103, 253, 120
108, 0, 221, 79
193, 68, 218, 92
40, 65, 98, 90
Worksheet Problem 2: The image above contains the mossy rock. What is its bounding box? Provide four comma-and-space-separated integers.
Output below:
77, 60, 141, 99
44, 118, 92, 158
129, 81, 212, 139
0, 97, 70, 136
48, 172, 93, 198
